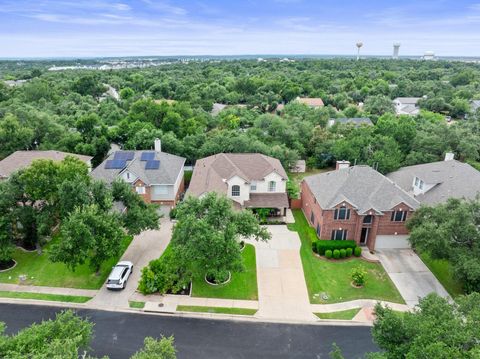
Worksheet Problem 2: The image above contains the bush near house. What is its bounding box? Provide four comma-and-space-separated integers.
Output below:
354, 247, 362, 257
315, 240, 357, 255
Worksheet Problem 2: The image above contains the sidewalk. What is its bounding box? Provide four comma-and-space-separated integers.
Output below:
0, 283, 97, 297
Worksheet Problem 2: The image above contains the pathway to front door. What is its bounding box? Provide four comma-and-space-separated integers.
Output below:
247, 225, 317, 322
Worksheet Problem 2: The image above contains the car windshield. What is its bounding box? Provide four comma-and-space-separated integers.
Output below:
107, 279, 120, 284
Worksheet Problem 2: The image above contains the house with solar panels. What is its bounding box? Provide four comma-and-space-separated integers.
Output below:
91, 139, 186, 207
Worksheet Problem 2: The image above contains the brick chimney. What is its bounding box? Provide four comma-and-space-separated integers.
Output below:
154, 138, 161, 152
336, 160, 350, 170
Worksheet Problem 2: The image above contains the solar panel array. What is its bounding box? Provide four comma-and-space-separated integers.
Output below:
105, 160, 127, 169
145, 160, 160, 170
114, 151, 135, 161
140, 152, 155, 161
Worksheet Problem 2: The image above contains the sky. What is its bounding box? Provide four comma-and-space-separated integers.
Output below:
1, 0, 480, 58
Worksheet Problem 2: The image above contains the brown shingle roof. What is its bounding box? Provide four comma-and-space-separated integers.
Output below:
188, 153, 288, 197
244, 193, 289, 209
0, 150, 92, 179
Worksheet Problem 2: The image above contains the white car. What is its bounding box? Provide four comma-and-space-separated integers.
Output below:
106, 261, 133, 290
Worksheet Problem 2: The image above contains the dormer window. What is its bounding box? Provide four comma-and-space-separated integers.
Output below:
391, 209, 407, 222
268, 181, 276, 192
414, 177, 425, 190
231, 185, 240, 197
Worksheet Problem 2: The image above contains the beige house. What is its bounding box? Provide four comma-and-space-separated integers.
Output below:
187, 153, 289, 215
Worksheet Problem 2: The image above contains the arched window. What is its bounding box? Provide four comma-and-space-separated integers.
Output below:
268, 181, 276, 192
231, 185, 240, 197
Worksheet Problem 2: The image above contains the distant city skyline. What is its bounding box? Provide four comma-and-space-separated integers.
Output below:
1, 0, 480, 58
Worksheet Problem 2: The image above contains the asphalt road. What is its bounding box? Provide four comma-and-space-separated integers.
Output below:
0, 303, 378, 359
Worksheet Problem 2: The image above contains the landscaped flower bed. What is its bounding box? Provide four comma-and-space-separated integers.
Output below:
312, 239, 362, 260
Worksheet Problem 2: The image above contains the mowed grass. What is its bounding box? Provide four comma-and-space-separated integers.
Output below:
0, 291, 91, 303
288, 209, 404, 304
0, 235, 133, 290
191, 244, 258, 300
315, 308, 361, 320
419, 251, 464, 298
129, 301, 146, 309
177, 305, 257, 316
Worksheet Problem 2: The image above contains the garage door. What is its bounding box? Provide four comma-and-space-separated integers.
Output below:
375, 235, 411, 249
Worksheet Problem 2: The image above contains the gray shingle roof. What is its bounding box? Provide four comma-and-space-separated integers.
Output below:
0, 150, 92, 179
330, 118, 373, 126
304, 166, 419, 214
91, 150, 185, 185
387, 160, 480, 205
188, 153, 288, 197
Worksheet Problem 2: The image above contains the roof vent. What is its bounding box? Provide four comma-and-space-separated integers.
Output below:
336, 160, 350, 170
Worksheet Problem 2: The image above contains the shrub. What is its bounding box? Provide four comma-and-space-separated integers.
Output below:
354, 246, 362, 257
339, 249, 346, 258
325, 250, 333, 259
346, 247, 353, 257
312, 240, 318, 253
351, 266, 367, 287
316, 240, 356, 255
169, 207, 177, 220
333, 249, 340, 259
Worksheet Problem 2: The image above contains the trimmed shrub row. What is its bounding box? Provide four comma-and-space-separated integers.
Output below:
315, 241, 363, 260
314, 239, 357, 255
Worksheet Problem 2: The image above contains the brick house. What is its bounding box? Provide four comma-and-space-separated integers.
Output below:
301, 162, 419, 251
91, 139, 185, 207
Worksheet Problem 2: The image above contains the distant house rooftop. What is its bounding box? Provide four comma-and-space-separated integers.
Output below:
387, 159, 480, 205
393, 97, 422, 116
0, 150, 92, 180
327, 118, 373, 127
211, 103, 228, 116
296, 97, 324, 108
471, 100, 480, 112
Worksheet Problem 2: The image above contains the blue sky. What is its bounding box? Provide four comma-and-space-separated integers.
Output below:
1, 0, 480, 57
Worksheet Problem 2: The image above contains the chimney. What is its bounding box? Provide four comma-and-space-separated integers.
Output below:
154, 138, 161, 152
444, 152, 454, 161
336, 160, 350, 170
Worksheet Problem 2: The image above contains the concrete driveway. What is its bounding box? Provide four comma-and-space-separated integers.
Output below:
375, 249, 451, 307
89, 217, 172, 309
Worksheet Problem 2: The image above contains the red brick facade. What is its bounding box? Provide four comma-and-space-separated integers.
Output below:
132, 176, 185, 206
301, 180, 413, 251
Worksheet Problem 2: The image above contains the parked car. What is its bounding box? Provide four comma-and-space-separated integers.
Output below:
106, 261, 133, 290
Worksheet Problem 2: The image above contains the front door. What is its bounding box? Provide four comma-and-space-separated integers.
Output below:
360, 227, 369, 245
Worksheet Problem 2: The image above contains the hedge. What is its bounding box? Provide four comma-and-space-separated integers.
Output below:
346, 247, 353, 257
333, 249, 340, 259
316, 240, 357, 255
325, 250, 333, 259
354, 247, 362, 257
339, 249, 347, 258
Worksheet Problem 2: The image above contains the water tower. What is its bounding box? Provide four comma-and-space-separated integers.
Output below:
393, 43, 401, 59
356, 42, 363, 60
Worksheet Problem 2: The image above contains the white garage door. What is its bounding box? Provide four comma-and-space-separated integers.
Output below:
375, 235, 411, 249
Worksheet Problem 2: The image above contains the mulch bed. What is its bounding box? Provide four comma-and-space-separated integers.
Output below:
0, 260, 16, 271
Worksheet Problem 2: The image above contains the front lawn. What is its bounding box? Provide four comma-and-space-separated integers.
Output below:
177, 305, 257, 316
419, 251, 464, 298
315, 308, 361, 320
0, 291, 91, 303
191, 244, 258, 300
0, 235, 133, 290
129, 301, 146, 309
288, 209, 404, 304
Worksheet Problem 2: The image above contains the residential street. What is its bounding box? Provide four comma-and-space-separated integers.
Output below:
0, 303, 378, 359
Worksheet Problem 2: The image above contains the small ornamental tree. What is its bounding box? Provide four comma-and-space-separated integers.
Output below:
172, 193, 270, 283
351, 266, 367, 287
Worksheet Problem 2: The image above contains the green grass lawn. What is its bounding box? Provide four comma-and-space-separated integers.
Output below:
419, 251, 464, 298
315, 308, 361, 320
129, 301, 146, 309
191, 244, 258, 300
0, 235, 133, 290
177, 305, 257, 316
288, 209, 404, 304
0, 291, 91, 303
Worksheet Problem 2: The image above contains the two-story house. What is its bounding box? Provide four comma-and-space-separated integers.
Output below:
393, 97, 421, 116
91, 139, 185, 206
187, 153, 289, 215
301, 163, 420, 251
387, 153, 480, 205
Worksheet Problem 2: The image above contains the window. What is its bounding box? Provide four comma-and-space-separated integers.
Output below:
316, 224, 321, 236
363, 215, 373, 224
334, 207, 350, 220
136, 186, 146, 195
310, 211, 315, 224
231, 185, 240, 197
250, 182, 257, 191
419, 180, 424, 190
391, 210, 407, 222
126, 172, 131, 180
331, 230, 348, 240
268, 181, 276, 192
414, 177, 419, 186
